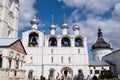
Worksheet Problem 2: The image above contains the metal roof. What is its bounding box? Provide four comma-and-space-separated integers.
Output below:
89, 60, 111, 66
0, 38, 19, 47
92, 28, 112, 50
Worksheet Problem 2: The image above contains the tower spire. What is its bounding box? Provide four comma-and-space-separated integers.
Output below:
74, 15, 78, 23
98, 26, 103, 38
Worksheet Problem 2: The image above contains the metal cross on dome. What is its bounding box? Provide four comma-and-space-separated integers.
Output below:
74, 15, 79, 22
51, 14, 54, 25
64, 13, 66, 23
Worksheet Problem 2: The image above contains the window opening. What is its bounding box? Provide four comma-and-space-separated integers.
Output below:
49, 37, 57, 46
0, 54, 2, 68
61, 37, 71, 47
75, 38, 83, 47
29, 32, 39, 47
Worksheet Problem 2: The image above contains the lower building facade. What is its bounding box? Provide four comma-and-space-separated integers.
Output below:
0, 39, 27, 80
103, 49, 120, 76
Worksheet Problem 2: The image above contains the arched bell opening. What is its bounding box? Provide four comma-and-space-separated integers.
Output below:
28, 32, 39, 47
75, 37, 83, 47
61, 37, 71, 47
49, 37, 57, 47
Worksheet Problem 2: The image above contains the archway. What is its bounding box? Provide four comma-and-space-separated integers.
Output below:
61, 67, 73, 77
48, 68, 55, 80
29, 32, 39, 47
49, 37, 57, 46
75, 38, 83, 47
28, 69, 34, 79
61, 37, 71, 47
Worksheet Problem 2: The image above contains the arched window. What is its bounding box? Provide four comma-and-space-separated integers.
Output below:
51, 57, 53, 63
0, 54, 2, 68
21, 56, 24, 66
75, 38, 83, 47
28, 69, 34, 79
49, 37, 57, 46
8, 51, 14, 68
61, 37, 71, 47
16, 59, 19, 69
68, 57, 71, 63
30, 56, 33, 63
29, 32, 39, 47
61, 56, 63, 63
8, 58, 12, 68
15, 54, 20, 69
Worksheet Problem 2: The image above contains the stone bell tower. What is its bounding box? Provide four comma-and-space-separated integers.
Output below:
0, 0, 19, 38
92, 27, 112, 61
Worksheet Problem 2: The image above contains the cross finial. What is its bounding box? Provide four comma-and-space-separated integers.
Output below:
33, 15, 37, 19
51, 15, 54, 25
64, 14, 66, 23
74, 15, 78, 22
98, 25, 101, 32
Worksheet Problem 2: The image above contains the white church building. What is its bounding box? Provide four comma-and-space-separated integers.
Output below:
1, 0, 120, 80
22, 17, 90, 79
89, 27, 114, 77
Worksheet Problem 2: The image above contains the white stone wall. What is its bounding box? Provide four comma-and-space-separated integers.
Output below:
103, 50, 120, 75
92, 48, 112, 61
0, 47, 26, 80
89, 66, 110, 78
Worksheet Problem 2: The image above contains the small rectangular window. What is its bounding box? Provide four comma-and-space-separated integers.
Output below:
95, 70, 99, 74
61, 56, 63, 63
68, 57, 71, 63
109, 67, 111, 69
30, 56, 33, 63
78, 49, 80, 53
51, 57, 53, 63
51, 49, 53, 53
90, 70, 93, 74
102, 67, 104, 69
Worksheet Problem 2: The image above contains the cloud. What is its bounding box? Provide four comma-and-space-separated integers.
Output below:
112, 2, 120, 22
65, 2, 120, 50
60, 0, 119, 15
19, 0, 37, 30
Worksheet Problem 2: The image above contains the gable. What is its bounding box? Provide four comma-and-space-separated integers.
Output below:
10, 40, 26, 55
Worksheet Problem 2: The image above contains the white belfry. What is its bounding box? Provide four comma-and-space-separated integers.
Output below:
22, 16, 90, 79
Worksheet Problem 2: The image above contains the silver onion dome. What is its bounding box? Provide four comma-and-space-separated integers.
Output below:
50, 24, 56, 30
61, 22, 68, 29
73, 25, 80, 30
30, 17, 39, 25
